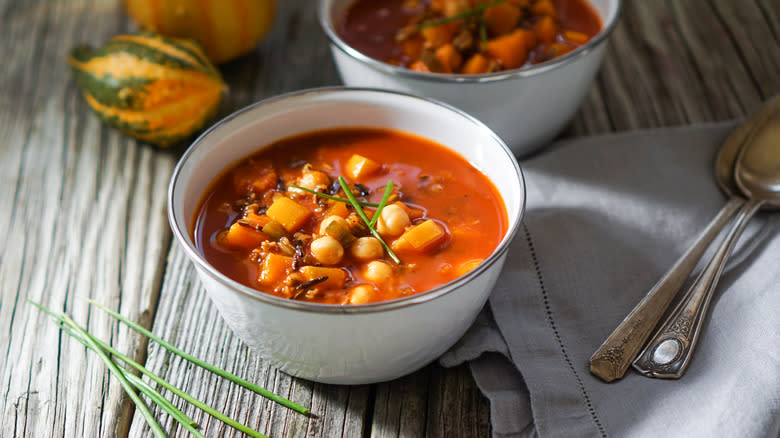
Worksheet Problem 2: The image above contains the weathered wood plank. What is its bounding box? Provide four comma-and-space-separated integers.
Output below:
2, 0, 778, 436
0, 1, 175, 437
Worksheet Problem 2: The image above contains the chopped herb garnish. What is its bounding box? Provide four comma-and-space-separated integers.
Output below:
370, 180, 394, 228
338, 177, 401, 265
289, 184, 379, 207
418, 0, 509, 30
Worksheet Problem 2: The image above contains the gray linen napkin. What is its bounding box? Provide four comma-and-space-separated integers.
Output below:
441, 122, 780, 438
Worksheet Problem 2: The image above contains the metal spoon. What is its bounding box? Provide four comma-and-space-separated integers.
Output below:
633, 102, 780, 378
589, 96, 780, 382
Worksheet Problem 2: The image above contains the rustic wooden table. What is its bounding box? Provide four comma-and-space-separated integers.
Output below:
1, 0, 778, 437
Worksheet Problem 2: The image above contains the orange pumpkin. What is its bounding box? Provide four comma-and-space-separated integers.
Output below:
123, 0, 277, 64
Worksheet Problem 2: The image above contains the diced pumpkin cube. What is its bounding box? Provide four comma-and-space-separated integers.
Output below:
409, 59, 430, 72
326, 200, 350, 218
563, 30, 590, 45
345, 154, 382, 180
392, 219, 447, 253
486, 30, 530, 69
221, 223, 268, 250
421, 22, 457, 48
462, 53, 490, 74
531, 0, 557, 17
258, 253, 294, 286
300, 266, 347, 290
241, 212, 271, 229
266, 197, 312, 232
483, 3, 521, 36
546, 42, 574, 59
534, 15, 558, 44
435, 43, 463, 73
455, 259, 483, 277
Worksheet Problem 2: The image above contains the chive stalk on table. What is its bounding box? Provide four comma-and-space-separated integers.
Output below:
30, 299, 310, 438
28, 301, 167, 438
86, 298, 310, 415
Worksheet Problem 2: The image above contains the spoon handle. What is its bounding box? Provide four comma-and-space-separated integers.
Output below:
589, 196, 744, 382
633, 198, 764, 378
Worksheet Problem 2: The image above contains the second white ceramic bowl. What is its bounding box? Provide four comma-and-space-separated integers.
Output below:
168, 88, 525, 384
319, 0, 622, 157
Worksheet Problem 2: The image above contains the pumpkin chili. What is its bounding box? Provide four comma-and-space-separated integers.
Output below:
193, 128, 507, 305
337, 0, 603, 74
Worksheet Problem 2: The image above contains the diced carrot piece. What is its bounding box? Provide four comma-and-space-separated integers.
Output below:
455, 259, 483, 277
326, 200, 350, 218
409, 59, 430, 72
563, 30, 590, 45
392, 219, 447, 253
462, 53, 490, 74
258, 253, 294, 286
345, 154, 382, 180
486, 29, 530, 69
421, 22, 457, 48
534, 15, 558, 44
220, 222, 268, 250
300, 266, 347, 290
266, 197, 312, 232
483, 3, 521, 36
531, 0, 557, 17
435, 43, 463, 73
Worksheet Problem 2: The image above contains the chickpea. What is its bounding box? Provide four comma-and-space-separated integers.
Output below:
319, 215, 349, 235
377, 204, 410, 237
364, 260, 393, 284
350, 237, 383, 261
309, 236, 343, 265
348, 284, 375, 305
297, 167, 331, 191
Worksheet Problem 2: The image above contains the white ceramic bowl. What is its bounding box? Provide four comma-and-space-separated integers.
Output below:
319, 0, 621, 157
169, 87, 525, 384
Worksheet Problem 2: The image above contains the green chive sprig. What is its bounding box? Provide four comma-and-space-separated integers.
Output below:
338, 177, 401, 265
30, 299, 310, 437
29, 301, 167, 438
418, 0, 509, 30
289, 184, 379, 207
369, 180, 394, 228
87, 299, 310, 415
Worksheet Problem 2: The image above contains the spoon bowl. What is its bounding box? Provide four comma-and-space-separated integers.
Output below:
634, 99, 780, 378
736, 117, 780, 204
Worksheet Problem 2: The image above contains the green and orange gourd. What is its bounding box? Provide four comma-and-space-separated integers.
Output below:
68, 33, 226, 147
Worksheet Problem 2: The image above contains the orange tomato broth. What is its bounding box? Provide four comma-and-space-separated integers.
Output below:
193, 128, 507, 305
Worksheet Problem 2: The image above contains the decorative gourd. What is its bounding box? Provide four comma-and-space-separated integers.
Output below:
123, 0, 277, 64
68, 33, 226, 147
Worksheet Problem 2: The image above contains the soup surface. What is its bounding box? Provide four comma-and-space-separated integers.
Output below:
194, 128, 507, 305
338, 0, 602, 74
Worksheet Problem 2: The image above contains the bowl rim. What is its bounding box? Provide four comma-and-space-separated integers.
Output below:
317, 0, 622, 83
168, 86, 525, 314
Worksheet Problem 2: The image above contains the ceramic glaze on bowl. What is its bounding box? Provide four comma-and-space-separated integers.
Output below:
168, 88, 525, 384
319, 0, 622, 157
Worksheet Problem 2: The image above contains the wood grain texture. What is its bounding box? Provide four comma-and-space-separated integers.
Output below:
1, 0, 778, 437
0, 1, 174, 437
